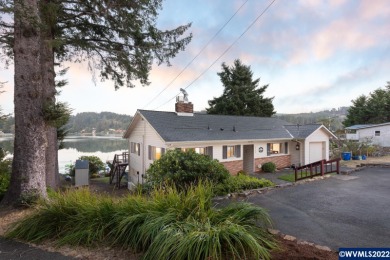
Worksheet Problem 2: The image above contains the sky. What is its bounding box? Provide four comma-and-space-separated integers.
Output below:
1, 0, 390, 116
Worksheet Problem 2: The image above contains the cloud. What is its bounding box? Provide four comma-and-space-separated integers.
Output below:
358, 0, 390, 20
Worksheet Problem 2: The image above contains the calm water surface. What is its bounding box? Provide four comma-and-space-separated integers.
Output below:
0, 136, 128, 174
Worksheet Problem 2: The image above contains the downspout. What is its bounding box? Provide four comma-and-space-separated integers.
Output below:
142, 118, 146, 180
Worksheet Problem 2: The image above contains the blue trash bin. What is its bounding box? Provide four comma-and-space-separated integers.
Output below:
341, 152, 351, 161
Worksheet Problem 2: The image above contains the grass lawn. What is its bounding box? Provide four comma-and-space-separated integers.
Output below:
278, 172, 337, 182
90, 176, 110, 183
277, 172, 297, 182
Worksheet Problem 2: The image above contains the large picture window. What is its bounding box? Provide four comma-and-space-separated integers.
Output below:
148, 145, 166, 160
267, 142, 288, 156
222, 145, 241, 159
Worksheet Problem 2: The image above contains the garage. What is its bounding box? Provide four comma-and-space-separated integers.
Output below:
309, 142, 324, 163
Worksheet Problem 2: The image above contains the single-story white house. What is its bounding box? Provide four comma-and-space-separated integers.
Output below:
123, 99, 336, 185
345, 122, 390, 147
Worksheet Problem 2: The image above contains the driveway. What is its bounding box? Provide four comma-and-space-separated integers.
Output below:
247, 167, 390, 250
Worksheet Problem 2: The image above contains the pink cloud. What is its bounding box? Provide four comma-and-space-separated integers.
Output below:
312, 18, 377, 60
358, 0, 390, 20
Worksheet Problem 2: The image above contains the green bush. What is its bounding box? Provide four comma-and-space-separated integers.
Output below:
7, 183, 277, 259
237, 170, 248, 176
261, 162, 276, 173
0, 148, 12, 201
146, 149, 230, 190
69, 155, 105, 177
214, 175, 274, 195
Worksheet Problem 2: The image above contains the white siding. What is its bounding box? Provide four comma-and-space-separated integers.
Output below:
356, 125, 390, 147
127, 115, 166, 184
304, 128, 330, 164
289, 141, 302, 167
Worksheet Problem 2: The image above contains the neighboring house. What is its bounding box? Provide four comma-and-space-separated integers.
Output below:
123, 99, 336, 185
345, 123, 390, 147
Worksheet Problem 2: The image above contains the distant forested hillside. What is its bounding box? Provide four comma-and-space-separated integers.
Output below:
65, 112, 132, 134
1, 108, 348, 134
0, 116, 14, 133
275, 107, 349, 131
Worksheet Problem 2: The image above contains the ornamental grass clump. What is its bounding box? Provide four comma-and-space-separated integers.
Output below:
7, 183, 277, 260
6, 188, 116, 246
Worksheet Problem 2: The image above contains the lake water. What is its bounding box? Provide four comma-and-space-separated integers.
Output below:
0, 136, 128, 174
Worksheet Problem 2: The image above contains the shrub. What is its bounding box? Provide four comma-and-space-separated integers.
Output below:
69, 155, 105, 177
262, 162, 276, 173
146, 149, 230, 190
214, 175, 274, 195
0, 148, 12, 201
237, 170, 248, 176
7, 183, 277, 259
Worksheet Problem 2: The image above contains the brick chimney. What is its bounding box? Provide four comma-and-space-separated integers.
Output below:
175, 97, 194, 116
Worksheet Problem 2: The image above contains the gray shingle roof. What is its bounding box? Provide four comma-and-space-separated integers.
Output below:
345, 124, 380, 130
284, 124, 322, 139
137, 110, 321, 142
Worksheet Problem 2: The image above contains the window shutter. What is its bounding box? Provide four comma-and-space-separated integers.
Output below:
207, 146, 213, 159
161, 148, 166, 156
222, 146, 227, 159
267, 143, 271, 156
235, 145, 241, 158
279, 143, 283, 153
284, 142, 288, 154
148, 145, 152, 160
138, 143, 141, 156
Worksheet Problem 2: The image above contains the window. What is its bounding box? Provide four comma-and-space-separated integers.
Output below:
267, 142, 288, 156
180, 147, 213, 158
375, 131, 380, 136
181, 147, 205, 154
148, 145, 166, 160
195, 147, 205, 154
222, 145, 241, 159
226, 146, 235, 158
130, 142, 140, 156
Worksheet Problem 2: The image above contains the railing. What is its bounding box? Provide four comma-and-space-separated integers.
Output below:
109, 152, 129, 188
294, 158, 340, 181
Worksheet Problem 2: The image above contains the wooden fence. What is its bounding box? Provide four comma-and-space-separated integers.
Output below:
294, 158, 340, 181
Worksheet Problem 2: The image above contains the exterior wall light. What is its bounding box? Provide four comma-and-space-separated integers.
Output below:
295, 144, 300, 150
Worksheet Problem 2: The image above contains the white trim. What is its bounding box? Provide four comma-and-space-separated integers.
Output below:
165, 138, 292, 147
306, 125, 337, 140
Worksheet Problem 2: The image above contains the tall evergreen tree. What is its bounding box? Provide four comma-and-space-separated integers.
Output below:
207, 59, 275, 117
0, 0, 192, 205
343, 82, 390, 127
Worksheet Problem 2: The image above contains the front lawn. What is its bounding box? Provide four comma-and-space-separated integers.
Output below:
277, 171, 309, 182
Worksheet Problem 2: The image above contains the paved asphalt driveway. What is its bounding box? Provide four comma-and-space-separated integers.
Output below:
247, 167, 390, 250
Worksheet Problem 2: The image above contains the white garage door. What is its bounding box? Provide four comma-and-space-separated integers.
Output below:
309, 142, 324, 163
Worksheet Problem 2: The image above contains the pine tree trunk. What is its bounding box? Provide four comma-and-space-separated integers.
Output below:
1, 0, 47, 206
40, 0, 59, 190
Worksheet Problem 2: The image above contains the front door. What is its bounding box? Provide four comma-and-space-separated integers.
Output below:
243, 145, 254, 174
